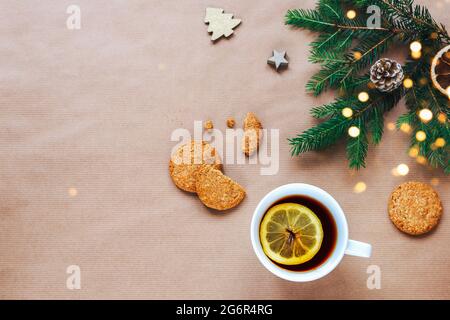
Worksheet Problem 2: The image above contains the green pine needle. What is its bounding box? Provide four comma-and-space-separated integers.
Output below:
346, 119, 368, 169
368, 108, 384, 145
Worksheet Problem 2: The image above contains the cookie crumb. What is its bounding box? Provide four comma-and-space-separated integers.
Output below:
226, 117, 235, 128
204, 120, 214, 131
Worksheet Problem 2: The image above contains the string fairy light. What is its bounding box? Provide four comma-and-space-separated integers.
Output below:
399, 123, 411, 133
415, 130, 426, 142
435, 137, 446, 148
403, 78, 413, 89
408, 145, 419, 158
437, 112, 447, 123
346, 10, 357, 19
348, 126, 360, 138
387, 122, 396, 131
358, 91, 369, 102
418, 108, 433, 123
411, 51, 422, 59
353, 51, 362, 60
416, 155, 427, 165
341, 107, 353, 118
410, 41, 422, 52
431, 142, 438, 151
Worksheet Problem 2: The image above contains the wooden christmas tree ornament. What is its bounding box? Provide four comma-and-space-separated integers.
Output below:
204, 8, 241, 41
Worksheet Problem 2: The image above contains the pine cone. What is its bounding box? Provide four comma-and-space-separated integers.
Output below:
370, 58, 404, 92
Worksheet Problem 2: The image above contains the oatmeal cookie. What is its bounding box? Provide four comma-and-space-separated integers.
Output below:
388, 181, 442, 235
195, 167, 246, 210
169, 141, 222, 193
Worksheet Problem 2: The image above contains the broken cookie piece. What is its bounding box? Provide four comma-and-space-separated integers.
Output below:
242, 112, 263, 156
195, 166, 246, 211
169, 141, 222, 193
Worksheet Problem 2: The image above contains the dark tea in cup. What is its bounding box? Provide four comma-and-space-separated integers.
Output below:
260, 195, 338, 272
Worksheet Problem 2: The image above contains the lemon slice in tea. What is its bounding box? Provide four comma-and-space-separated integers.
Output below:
260, 203, 323, 265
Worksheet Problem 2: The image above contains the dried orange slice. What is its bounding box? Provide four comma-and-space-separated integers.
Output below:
431, 44, 450, 97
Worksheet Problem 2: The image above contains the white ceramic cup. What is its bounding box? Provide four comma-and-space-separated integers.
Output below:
250, 183, 372, 282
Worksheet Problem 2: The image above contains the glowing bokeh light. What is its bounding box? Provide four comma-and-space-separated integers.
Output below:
342, 107, 353, 118
430, 178, 440, 186
410, 41, 422, 52
408, 146, 419, 158
411, 50, 422, 59
348, 126, 361, 138
435, 137, 446, 148
400, 123, 412, 133
396, 164, 410, 176
418, 108, 433, 122
346, 10, 357, 19
416, 155, 427, 164
68, 188, 78, 197
358, 91, 369, 102
353, 182, 367, 193
437, 113, 447, 123
415, 130, 426, 142
387, 122, 396, 131
403, 78, 413, 89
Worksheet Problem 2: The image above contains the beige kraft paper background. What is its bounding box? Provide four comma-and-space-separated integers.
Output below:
0, 0, 449, 299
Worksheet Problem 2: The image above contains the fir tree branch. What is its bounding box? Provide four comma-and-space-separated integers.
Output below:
313, 30, 341, 50
289, 116, 349, 155
368, 107, 384, 145
309, 50, 347, 64
308, 32, 395, 95
379, 0, 450, 41
318, 1, 341, 20
400, 45, 449, 170
346, 118, 368, 169
306, 64, 352, 95
310, 96, 359, 119
351, 33, 396, 70
426, 85, 448, 115
285, 9, 394, 33
287, 0, 449, 172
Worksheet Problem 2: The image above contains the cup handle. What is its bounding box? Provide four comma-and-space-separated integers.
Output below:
345, 239, 372, 258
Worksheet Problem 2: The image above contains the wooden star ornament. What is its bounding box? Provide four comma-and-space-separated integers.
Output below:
205, 8, 241, 41
268, 50, 288, 71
